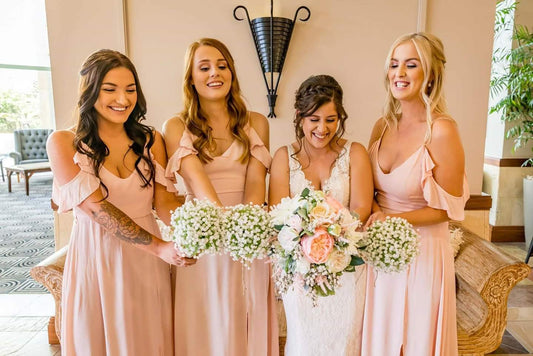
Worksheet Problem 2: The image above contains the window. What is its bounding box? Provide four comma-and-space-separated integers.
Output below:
0, 0, 54, 153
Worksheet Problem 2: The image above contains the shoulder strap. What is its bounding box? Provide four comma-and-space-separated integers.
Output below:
286, 144, 300, 171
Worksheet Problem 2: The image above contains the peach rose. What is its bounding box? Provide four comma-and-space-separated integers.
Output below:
326, 249, 351, 272
325, 195, 344, 214
309, 203, 330, 220
300, 228, 334, 264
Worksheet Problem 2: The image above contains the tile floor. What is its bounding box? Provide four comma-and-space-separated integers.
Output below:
0, 243, 531, 356
0, 294, 60, 355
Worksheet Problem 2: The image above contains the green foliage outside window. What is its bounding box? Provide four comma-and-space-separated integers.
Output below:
490, 1, 533, 166
0, 85, 40, 133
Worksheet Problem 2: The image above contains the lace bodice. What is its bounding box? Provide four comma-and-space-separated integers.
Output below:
287, 143, 350, 206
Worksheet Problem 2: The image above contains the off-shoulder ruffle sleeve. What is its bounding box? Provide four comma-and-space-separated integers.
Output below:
165, 130, 198, 192
148, 148, 175, 191
247, 125, 272, 170
165, 130, 198, 176
51, 152, 101, 213
421, 148, 470, 221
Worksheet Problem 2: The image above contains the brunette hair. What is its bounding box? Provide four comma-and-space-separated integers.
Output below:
293, 74, 348, 157
74, 49, 155, 197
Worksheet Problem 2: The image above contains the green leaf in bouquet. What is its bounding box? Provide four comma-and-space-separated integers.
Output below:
350, 255, 365, 266
344, 265, 355, 272
284, 254, 296, 273
301, 187, 310, 198
302, 229, 314, 237
313, 284, 335, 297
273, 224, 285, 232
297, 207, 309, 221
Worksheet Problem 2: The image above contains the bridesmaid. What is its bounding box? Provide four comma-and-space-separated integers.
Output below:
163, 38, 278, 356
361, 33, 469, 356
46, 49, 194, 355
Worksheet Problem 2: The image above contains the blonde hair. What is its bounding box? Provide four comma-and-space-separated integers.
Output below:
382, 32, 448, 142
180, 38, 250, 163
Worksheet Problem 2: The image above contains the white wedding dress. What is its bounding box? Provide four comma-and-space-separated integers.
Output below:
283, 143, 366, 356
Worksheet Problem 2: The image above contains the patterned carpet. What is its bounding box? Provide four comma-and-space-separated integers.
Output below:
0, 172, 54, 294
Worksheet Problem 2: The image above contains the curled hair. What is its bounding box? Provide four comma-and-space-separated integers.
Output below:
180, 38, 250, 164
383, 32, 448, 142
293, 74, 348, 158
74, 49, 155, 197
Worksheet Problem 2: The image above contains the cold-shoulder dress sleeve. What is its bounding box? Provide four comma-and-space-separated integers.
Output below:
165, 130, 198, 192
148, 148, 175, 191
421, 148, 470, 220
247, 125, 272, 170
51, 152, 101, 213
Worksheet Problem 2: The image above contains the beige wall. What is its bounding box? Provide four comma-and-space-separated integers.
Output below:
45, 0, 126, 130
46, 0, 496, 195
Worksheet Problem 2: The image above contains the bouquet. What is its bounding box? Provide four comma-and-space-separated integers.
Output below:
269, 188, 365, 303
168, 199, 223, 258
222, 203, 274, 268
360, 216, 420, 273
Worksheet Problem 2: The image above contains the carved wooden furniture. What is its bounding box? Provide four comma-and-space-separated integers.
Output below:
5, 162, 51, 195
454, 228, 530, 355
29, 245, 67, 344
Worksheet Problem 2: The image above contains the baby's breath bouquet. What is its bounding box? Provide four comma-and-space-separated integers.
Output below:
360, 216, 420, 273
169, 199, 223, 258
269, 188, 365, 303
222, 203, 274, 268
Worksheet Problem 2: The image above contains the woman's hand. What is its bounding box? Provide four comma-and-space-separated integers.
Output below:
364, 211, 388, 229
157, 241, 197, 267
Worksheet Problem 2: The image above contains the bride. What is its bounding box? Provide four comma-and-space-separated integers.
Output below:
269, 74, 374, 355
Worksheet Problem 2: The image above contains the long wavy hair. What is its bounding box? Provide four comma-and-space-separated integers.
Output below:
180, 38, 250, 164
74, 49, 155, 197
293, 74, 348, 162
382, 32, 448, 143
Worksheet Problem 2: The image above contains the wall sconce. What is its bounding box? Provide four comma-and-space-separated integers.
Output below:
233, 1, 311, 118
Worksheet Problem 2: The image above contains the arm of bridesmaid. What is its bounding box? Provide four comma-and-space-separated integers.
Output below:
348, 142, 374, 223
268, 146, 290, 207
243, 112, 269, 205
162, 116, 222, 206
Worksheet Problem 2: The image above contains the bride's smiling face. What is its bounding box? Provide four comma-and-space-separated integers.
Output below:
302, 101, 339, 149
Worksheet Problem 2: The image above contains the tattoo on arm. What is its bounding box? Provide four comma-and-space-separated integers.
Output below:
92, 200, 153, 245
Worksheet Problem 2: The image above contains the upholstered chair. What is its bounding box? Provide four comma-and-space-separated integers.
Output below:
9, 129, 53, 165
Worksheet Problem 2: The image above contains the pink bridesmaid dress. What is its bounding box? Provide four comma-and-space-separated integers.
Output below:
166, 123, 279, 356
53, 143, 174, 355
361, 130, 469, 356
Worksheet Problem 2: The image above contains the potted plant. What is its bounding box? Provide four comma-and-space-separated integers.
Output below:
490, 1, 533, 252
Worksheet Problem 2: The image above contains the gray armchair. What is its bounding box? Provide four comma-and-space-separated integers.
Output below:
9, 129, 53, 164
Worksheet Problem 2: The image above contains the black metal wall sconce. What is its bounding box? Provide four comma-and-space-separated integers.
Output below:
233, 1, 311, 118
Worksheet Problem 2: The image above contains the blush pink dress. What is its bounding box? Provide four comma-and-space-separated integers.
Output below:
361, 131, 469, 356
166, 124, 279, 356
52, 145, 174, 355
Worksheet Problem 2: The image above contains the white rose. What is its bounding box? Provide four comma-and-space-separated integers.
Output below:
270, 196, 303, 226
295, 257, 310, 274
325, 249, 351, 273
345, 229, 366, 255
277, 226, 300, 251
285, 214, 303, 232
